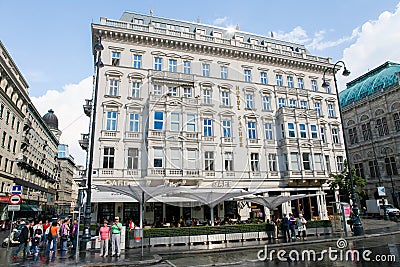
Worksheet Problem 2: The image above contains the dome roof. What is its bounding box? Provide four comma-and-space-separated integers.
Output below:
43, 109, 58, 129
339, 62, 400, 107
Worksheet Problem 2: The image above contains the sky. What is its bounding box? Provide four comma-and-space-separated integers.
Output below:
1, 0, 400, 166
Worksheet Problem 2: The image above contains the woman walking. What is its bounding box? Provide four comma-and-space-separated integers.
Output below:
47, 221, 59, 252
98, 220, 110, 257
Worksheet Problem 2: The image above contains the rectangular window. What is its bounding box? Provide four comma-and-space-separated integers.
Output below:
154, 111, 164, 130
203, 89, 212, 104
183, 87, 192, 98
314, 102, 321, 116
1, 131, 5, 147
109, 79, 119, 96
337, 156, 344, 172
245, 94, 254, 109
314, 153, 322, 170
303, 153, 312, 170
222, 120, 231, 138
325, 155, 331, 172
276, 74, 283, 86
103, 147, 115, 169
202, 63, 210, 77
289, 99, 297, 108
187, 150, 197, 169
106, 111, 117, 131
129, 113, 140, 132
154, 57, 162, 71
171, 149, 182, 169
297, 78, 304, 89
264, 123, 273, 140
221, 91, 230, 106
127, 148, 139, 169
203, 119, 213, 136
287, 76, 294, 88
300, 101, 307, 109
12, 140, 17, 153
362, 123, 371, 141
355, 163, 365, 178
131, 82, 141, 98
332, 128, 339, 144
154, 148, 164, 168
385, 157, 398, 176
278, 98, 285, 108
168, 59, 177, 72
311, 80, 318, 91
262, 96, 271, 111
204, 151, 214, 171
376, 117, 389, 136
290, 153, 299, 170
170, 113, 180, 132
321, 127, 326, 143
299, 123, 307, 138
349, 127, 359, 144
153, 85, 162, 95
168, 87, 178, 97
328, 104, 335, 117
133, 54, 142, 69
260, 72, 268, 84
186, 114, 196, 132
247, 121, 257, 139
244, 69, 252, 82
326, 85, 331, 94
220, 66, 228, 79
183, 61, 191, 74
7, 136, 11, 151
250, 153, 259, 172
224, 152, 233, 171
268, 154, 277, 171
112, 51, 120, 66
393, 112, 400, 131
310, 125, 318, 139
288, 122, 295, 137
369, 160, 378, 178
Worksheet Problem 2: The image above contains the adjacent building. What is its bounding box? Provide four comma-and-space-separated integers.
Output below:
339, 61, 400, 208
85, 11, 347, 224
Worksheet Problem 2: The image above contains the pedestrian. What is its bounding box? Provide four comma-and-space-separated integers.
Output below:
289, 214, 297, 241
296, 214, 307, 240
111, 217, 122, 257
60, 218, 70, 251
281, 214, 290, 242
71, 219, 78, 253
129, 219, 135, 230
47, 221, 59, 252
12, 221, 30, 260
43, 219, 50, 246
99, 220, 110, 257
26, 220, 35, 256
265, 219, 275, 243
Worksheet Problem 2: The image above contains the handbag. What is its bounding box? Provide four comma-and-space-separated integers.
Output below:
61, 235, 68, 241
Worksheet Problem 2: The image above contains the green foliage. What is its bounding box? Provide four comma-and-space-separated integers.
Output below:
329, 165, 366, 203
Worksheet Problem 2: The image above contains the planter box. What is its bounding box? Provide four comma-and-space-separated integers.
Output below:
190, 234, 208, 244
259, 232, 269, 240
226, 233, 242, 242
150, 237, 170, 246
208, 234, 225, 243
170, 235, 189, 245
243, 232, 259, 241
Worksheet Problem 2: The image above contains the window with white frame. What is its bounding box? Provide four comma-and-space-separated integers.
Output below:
106, 111, 117, 131
133, 54, 142, 69
168, 86, 178, 97
204, 151, 214, 171
203, 89, 212, 104
168, 59, 177, 72
247, 121, 257, 139
244, 69, 252, 82
302, 153, 312, 170
269, 153, 277, 171
262, 95, 271, 111
153, 85, 162, 95
127, 148, 139, 169
131, 82, 141, 98
310, 125, 318, 139
154, 57, 162, 71
153, 148, 164, 168
328, 104, 335, 117
278, 98, 285, 108
222, 120, 231, 138
103, 147, 115, 168
170, 113, 180, 132
321, 127, 326, 143
314, 102, 321, 116
202, 63, 210, 77
221, 91, 230, 106
186, 114, 196, 132
170, 148, 182, 169
332, 127, 340, 144
287, 76, 294, 88
264, 123, 273, 140
129, 113, 140, 132
290, 152, 299, 170
326, 85, 331, 94
154, 111, 164, 130
276, 74, 283, 86
260, 72, 268, 84
183, 61, 191, 74
314, 153, 323, 170
203, 119, 213, 136
224, 152, 233, 171
300, 100, 307, 109
250, 153, 259, 172
245, 94, 254, 109
220, 66, 228, 79
112, 51, 120, 66
297, 78, 304, 89
187, 150, 197, 169
299, 123, 307, 138
183, 87, 192, 98
337, 156, 344, 172
288, 122, 295, 137
281, 124, 285, 139
325, 155, 331, 172
289, 99, 297, 108
311, 79, 318, 91
108, 79, 119, 96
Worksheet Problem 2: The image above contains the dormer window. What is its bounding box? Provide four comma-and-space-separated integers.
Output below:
213, 31, 222, 38
133, 18, 144, 25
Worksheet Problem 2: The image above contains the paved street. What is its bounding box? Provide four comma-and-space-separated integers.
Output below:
0, 218, 399, 266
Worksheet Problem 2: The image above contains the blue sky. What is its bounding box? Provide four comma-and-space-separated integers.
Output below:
1, 1, 400, 165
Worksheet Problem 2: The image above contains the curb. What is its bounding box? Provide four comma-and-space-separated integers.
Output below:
83, 254, 162, 267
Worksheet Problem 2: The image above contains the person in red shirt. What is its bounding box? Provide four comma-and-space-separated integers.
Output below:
43, 219, 50, 246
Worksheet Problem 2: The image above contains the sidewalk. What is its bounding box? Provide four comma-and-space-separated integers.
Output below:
1, 218, 398, 266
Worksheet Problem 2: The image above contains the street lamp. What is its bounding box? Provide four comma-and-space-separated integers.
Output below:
82, 32, 104, 248
322, 60, 364, 236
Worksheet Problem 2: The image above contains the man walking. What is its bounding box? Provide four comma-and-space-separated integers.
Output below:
13, 221, 30, 260
289, 214, 296, 241
281, 214, 290, 242
111, 217, 122, 257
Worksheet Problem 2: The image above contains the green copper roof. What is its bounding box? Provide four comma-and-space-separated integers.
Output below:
339, 61, 400, 107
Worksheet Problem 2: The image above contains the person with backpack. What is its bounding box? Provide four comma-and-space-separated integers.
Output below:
60, 218, 70, 251
47, 221, 59, 252
289, 214, 297, 241
13, 221, 30, 260
281, 214, 290, 242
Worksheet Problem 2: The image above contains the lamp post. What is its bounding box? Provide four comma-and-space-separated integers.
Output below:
82, 33, 104, 248
322, 60, 364, 236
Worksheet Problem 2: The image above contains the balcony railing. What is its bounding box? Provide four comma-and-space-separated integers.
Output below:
83, 99, 92, 117
79, 133, 89, 151
100, 130, 121, 139
149, 70, 195, 83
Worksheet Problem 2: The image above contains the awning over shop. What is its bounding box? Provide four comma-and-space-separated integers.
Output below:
20, 204, 42, 211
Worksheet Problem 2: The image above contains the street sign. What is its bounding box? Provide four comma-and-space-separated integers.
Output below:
378, 186, 386, 197
9, 194, 22, 205
8, 205, 20, 211
12, 185, 22, 194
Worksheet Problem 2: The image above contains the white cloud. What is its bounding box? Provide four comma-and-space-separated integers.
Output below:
31, 77, 92, 166
213, 16, 228, 25
273, 26, 311, 44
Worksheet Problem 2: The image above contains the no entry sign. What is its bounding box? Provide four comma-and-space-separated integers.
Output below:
8, 194, 22, 205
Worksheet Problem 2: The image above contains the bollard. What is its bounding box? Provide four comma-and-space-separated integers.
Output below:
134, 228, 142, 243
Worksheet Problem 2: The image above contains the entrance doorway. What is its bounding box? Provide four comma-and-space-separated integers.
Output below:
165, 204, 180, 225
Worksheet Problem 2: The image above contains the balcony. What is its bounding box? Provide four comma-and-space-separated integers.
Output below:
79, 133, 89, 151
125, 132, 141, 140
149, 70, 195, 84
184, 132, 199, 139
202, 136, 215, 142
149, 130, 165, 139
100, 130, 121, 140
83, 99, 92, 117
185, 170, 200, 176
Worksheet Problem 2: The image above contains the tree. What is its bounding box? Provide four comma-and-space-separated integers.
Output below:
329, 165, 366, 204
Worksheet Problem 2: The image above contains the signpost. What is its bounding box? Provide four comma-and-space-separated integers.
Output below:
7, 193, 22, 250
